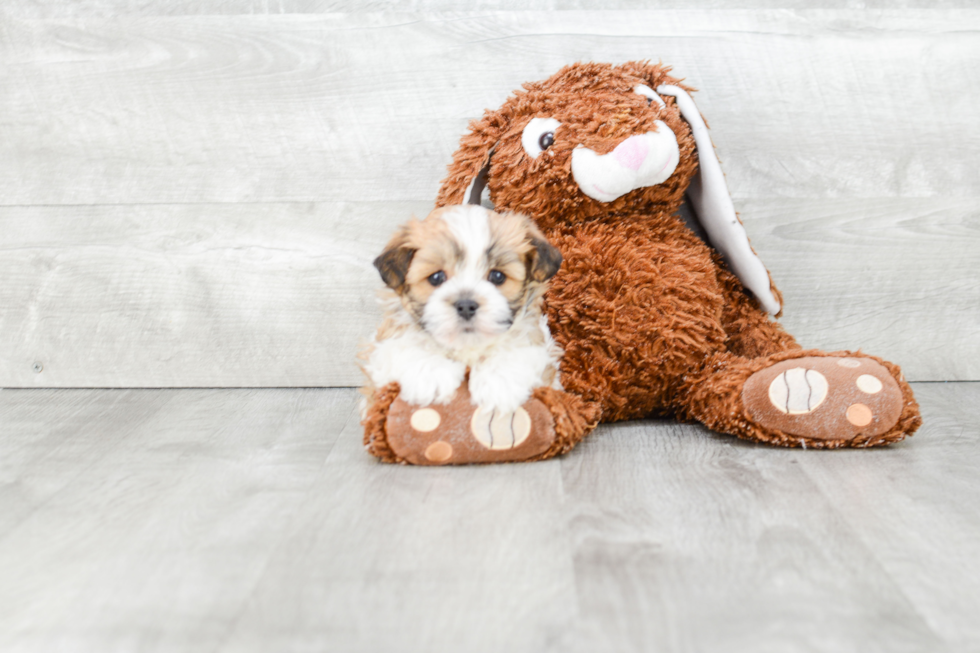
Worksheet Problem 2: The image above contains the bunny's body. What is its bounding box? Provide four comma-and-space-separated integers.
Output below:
530, 210, 779, 423
428, 62, 921, 449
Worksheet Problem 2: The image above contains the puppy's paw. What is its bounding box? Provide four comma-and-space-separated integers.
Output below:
398, 360, 466, 407
468, 369, 532, 416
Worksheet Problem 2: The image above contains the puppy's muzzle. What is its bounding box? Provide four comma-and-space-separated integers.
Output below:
454, 298, 479, 321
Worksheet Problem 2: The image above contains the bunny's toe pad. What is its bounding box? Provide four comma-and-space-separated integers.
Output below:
742, 356, 903, 441
385, 383, 556, 465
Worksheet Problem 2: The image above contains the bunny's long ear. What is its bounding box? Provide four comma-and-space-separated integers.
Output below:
436, 112, 505, 209
461, 147, 495, 209
657, 85, 781, 315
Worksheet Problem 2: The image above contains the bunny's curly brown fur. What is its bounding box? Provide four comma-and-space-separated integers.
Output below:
428, 61, 921, 448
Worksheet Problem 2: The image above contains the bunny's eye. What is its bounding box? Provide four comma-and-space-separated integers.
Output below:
522, 117, 562, 159
633, 84, 666, 109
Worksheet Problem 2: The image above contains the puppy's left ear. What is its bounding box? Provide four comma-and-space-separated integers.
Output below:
528, 236, 562, 282
373, 238, 417, 292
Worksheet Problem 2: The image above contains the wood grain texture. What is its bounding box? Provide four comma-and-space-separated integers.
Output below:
746, 197, 980, 382
218, 394, 576, 653
0, 11, 978, 205
1, 197, 975, 387
0, 383, 977, 651
1, 9, 977, 386
560, 425, 944, 653
5, 1, 975, 17
0, 201, 429, 387
0, 387, 357, 653
556, 381, 980, 653
796, 383, 980, 651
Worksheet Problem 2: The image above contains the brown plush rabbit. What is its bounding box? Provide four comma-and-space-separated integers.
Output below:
363, 61, 920, 463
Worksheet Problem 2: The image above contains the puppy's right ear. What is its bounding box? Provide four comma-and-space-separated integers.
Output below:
373, 238, 416, 292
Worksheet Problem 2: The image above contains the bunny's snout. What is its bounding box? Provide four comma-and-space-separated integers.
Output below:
571, 121, 680, 203
612, 136, 650, 171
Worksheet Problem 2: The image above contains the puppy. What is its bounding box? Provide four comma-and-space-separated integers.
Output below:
362, 204, 563, 418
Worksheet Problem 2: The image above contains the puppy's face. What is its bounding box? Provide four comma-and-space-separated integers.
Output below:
374, 205, 561, 350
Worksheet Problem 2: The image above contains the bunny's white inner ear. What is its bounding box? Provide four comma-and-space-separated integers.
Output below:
463, 147, 495, 209
657, 84, 781, 315
633, 84, 666, 108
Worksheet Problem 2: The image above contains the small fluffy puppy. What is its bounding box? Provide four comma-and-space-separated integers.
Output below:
362, 204, 563, 416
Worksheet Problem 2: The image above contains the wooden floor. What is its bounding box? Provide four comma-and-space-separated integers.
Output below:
1, 383, 977, 652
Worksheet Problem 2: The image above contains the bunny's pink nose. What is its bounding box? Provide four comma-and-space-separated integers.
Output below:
612, 136, 649, 171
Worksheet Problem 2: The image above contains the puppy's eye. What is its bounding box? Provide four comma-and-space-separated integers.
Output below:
428, 271, 447, 286
633, 84, 666, 109
488, 270, 506, 286
521, 117, 562, 159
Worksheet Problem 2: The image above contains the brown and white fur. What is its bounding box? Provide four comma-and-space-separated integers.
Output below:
362, 205, 564, 416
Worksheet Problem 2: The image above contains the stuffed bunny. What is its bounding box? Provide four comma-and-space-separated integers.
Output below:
362, 61, 920, 464
427, 61, 921, 451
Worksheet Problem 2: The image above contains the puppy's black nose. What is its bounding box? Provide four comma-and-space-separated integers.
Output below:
454, 299, 479, 321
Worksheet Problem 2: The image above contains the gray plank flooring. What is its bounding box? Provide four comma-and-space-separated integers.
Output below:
1, 9, 978, 386
0, 382, 977, 652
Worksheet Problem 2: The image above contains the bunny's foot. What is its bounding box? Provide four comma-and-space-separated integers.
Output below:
681, 350, 922, 448
363, 381, 599, 465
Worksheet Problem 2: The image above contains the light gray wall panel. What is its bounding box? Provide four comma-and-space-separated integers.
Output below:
1, 197, 975, 387
5, 2, 976, 17
0, 201, 428, 387
746, 197, 980, 382
0, 10, 976, 386
0, 11, 977, 205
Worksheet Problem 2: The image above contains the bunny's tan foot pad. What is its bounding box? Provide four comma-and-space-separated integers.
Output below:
385, 384, 557, 465
743, 356, 903, 441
